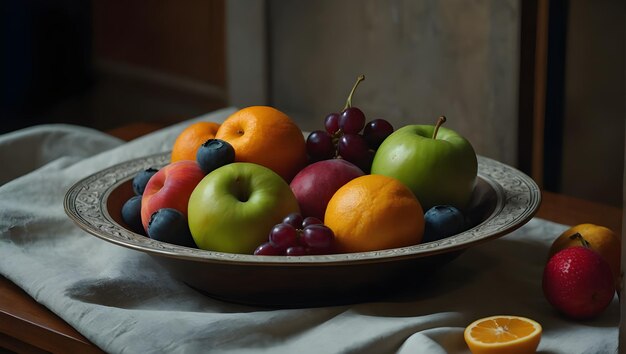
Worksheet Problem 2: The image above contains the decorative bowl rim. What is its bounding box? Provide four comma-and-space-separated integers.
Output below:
64, 153, 541, 266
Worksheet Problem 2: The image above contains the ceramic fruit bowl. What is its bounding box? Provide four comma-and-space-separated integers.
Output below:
64, 152, 541, 308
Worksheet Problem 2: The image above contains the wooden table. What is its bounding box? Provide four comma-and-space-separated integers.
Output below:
1, 123, 623, 353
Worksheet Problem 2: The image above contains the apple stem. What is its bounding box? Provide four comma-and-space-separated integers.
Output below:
569, 232, 591, 248
343, 75, 365, 110
432, 116, 447, 139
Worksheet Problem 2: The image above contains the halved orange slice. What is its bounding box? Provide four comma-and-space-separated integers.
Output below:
464, 315, 542, 354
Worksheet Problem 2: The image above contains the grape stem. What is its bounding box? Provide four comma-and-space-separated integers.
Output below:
432, 116, 447, 139
343, 75, 365, 110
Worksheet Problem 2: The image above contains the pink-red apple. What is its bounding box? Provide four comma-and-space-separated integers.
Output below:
289, 159, 364, 220
542, 246, 615, 319
141, 160, 205, 231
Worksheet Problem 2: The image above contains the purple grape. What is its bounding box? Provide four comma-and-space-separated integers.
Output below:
256, 213, 338, 256
339, 107, 366, 134
283, 213, 304, 228
254, 242, 282, 256
363, 119, 394, 149
306, 130, 335, 161
302, 224, 334, 249
302, 216, 323, 228
337, 134, 368, 160
324, 113, 340, 134
269, 223, 298, 250
285, 246, 307, 256
337, 134, 375, 172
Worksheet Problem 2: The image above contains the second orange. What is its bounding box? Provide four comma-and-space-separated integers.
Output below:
215, 106, 307, 182
171, 121, 220, 163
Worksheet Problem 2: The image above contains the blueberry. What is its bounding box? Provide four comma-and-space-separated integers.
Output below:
196, 139, 235, 174
121, 195, 145, 235
147, 208, 197, 248
132, 168, 159, 195
423, 205, 466, 243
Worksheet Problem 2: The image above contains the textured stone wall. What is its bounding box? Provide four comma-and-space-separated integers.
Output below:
268, 0, 520, 165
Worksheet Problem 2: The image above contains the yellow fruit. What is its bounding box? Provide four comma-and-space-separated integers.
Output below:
324, 174, 424, 253
548, 223, 620, 287
464, 315, 542, 354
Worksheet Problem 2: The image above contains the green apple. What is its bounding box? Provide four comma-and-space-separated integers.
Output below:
188, 162, 300, 254
370, 117, 477, 211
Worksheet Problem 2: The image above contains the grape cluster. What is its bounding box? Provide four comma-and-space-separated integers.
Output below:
306, 75, 394, 173
254, 213, 336, 256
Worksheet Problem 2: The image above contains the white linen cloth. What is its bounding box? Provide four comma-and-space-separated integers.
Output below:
0, 107, 619, 354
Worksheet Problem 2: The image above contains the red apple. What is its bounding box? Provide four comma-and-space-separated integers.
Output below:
289, 159, 364, 220
141, 160, 205, 231
542, 246, 615, 319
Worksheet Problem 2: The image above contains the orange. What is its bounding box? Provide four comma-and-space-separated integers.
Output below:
171, 121, 220, 162
324, 174, 424, 253
464, 315, 542, 354
215, 106, 307, 182
548, 223, 621, 287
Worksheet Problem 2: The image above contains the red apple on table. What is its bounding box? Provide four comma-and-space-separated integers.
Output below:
141, 160, 205, 231
542, 246, 615, 319
289, 159, 364, 220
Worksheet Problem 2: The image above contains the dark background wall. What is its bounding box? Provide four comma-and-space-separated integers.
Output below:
2, 0, 92, 133
1, 0, 226, 133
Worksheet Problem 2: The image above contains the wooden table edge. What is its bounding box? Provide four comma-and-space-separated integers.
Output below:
0, 276, 104, 354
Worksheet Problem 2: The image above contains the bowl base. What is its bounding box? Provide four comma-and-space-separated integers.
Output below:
162, 250, 463, 308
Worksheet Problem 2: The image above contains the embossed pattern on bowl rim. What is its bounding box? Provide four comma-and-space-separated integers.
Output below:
64, 153, 541, 266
